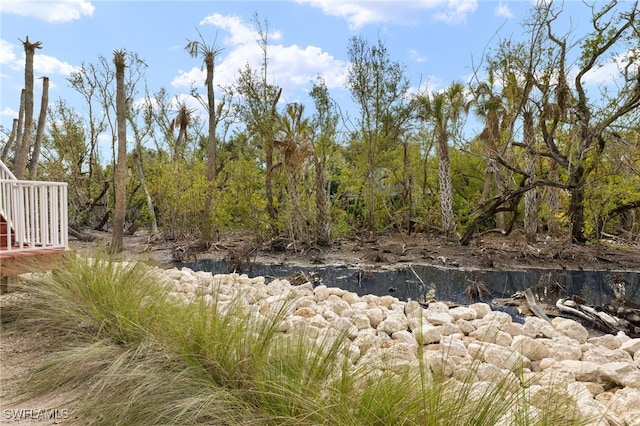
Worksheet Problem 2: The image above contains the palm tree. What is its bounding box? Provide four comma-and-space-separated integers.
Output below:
274, 103, 314, 242
111, 49, 127, 253
416, 83, 470, 238
169, 102, 193, 160
473, 75, 508, 231
309, 79, 337, 246
29, 76, 49, 178
185, 29, 223, 244
14, 36, 42, 179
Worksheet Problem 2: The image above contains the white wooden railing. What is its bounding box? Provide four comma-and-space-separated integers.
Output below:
0, 160, 68, 252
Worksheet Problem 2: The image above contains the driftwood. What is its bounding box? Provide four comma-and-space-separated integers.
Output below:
68, 226, 95, 242
556, 298, 640, 338
492, 283, 640, 338
523, 288, 552, 323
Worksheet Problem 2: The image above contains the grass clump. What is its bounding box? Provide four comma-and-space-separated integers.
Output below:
8, 254, 595, 425
16, 251, 171, 346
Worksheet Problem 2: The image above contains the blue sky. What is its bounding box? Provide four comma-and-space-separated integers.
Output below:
0, 1, 606, 141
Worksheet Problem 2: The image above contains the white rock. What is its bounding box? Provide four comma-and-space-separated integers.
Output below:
327, 287, 347, 297
552, 317, 589, 343
377, 295, 398, 309
412, 324, 443, 344
377, 314, 408, 335
351, 312, 371, 330
383, 341, 417, 362
323, 309, 338, 322
530, 368, 575, 388
440, 335, 468, 358
608, 388, 640, 426
455, 319, 476, 335
344, 343, 361, 364
392, 330, 419, 349
404, 300, 422, 316
425, 311, 454, 325
313, 285, 330, 302
511, 335, 551, 361
326, 298, 351, 316
520, 321, 541, 338
556, 360, 600, 382
475, 362, 511, 385
499, 321, 523, 337
448, 306, 477, 321
440, 322, 463, 337
484, 344, 530, 370
329, 316, 359, 339
615, 330, 631, 343
175, 281, 196, 294
352, 329, 379, 354
524, 317, 557, 338
477, 310, 513, 328
164, 269, 183, 281
291, 282, 314, 297
470, 324, 513, 347
308, 314, 329, 329
469, 302, 491, 319
600, 362, 640, 389
582, 346, 632, 364
424, 352, 456, 376
159, 266, 640, 421
544, 335, 583, 361
281, 315, 305, 333
341, 291, 360, 304
293, 306, 316, 318
426, 301, 449, 313
365, 307, 385, 328
588, 334, 623, 350
620, 338, 640, 356
266, 278, 291, 296
566, 382, 616, 426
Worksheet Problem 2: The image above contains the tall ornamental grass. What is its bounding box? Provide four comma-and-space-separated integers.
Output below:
8, 254, 593, 425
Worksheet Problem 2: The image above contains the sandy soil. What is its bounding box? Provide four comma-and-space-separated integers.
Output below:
66, 228, 640, 273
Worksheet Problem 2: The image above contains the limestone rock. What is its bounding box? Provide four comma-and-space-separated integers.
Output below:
512, 335, 551, 361
552, 317, 589, 343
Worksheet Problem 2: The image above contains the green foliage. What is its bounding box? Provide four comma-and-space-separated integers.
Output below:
146, 158, 208, 238
215, 153, 269, 231
40, 11, 640, 244
450, 147, 487, 227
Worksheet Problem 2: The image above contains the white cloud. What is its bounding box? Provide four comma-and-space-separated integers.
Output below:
495, 2, 513, 19
35, 54, 79, 76
0, 39, 20, 70
171, 67, 206, 90
0, 39, 79, 76
434, 0, 478, 24
408, 48, 428, 63
1, 106, 19, 119
199, 13, 281, 47
582, 49, 639, 86
172, 13, 348, 97
1, 0, 95, 23
297, 0, 478, 29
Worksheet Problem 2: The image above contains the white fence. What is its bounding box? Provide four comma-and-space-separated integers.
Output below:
0, 161, 68, 252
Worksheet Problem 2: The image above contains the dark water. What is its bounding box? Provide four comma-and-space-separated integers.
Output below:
175, 259, 640, 307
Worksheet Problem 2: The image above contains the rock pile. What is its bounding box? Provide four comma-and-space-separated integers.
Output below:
158, 266, 640, 426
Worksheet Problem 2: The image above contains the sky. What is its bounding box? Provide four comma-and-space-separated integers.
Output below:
0, 0, 607, 144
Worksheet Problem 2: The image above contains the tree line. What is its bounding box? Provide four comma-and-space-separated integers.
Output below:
2, 2, 639, 252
